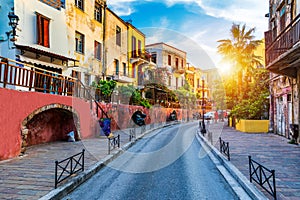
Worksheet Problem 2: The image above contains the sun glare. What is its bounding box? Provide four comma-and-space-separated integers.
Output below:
217, 62, 233, 74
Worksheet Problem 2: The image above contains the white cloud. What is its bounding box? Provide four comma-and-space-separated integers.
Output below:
196, 0, 269, 38
108, 0, 269, 68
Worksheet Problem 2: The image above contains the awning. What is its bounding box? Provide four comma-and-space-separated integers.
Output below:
18, 55, 64, 69
15, 44, 77, 62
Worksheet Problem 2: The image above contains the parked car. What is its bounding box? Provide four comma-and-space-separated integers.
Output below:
204, 112, 214, 120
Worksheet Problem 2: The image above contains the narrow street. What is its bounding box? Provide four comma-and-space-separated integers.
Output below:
63, 123, 239, 200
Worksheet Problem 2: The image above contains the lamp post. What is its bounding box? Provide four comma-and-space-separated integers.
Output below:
201, 78, 206, 135
7, 8, 19, 42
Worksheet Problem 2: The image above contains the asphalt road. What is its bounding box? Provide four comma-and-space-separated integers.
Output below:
63, 123, 238, 200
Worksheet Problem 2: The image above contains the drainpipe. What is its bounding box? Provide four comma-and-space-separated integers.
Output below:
102, 2, 107, 80
288, 77, 294, 137
296, 69, 300, 142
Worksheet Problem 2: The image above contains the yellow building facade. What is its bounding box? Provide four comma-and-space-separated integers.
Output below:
104, 8, 129, 85
127, 22, 147, 87
65, 0, 106, 85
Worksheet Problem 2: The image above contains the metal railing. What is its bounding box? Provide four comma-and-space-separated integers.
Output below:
265, 15, 300, 66
249, 156, 276, 200
55, 149, 85, 188
0, 58, 76, 95
108, 134, 120, 154
219, 137, 230, 161
76, 79, 108, 119
129, 128, 136, 141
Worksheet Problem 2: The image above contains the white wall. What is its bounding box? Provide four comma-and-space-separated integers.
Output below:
14, 0, 70, 58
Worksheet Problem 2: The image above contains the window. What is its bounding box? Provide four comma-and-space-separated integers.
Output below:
151, 53, 157, 63
94, 41, 101, 60
75, 31, 84, 54
175, 58, 179, 69
75, 0, 84, 10
94, 2, 102, 22
279, 5, 286, 32
37, 14, 50, 47
123, 62, 126, 76
176, 77, 178, 89
138, 40, 142, 55
132, 63, 136, 78
131, 36, 136, 57
116, 26, 121, 46
168, 55, 171, 65
115, 59, 119, 75
84, 73, 90, 85
72, 70, 81, 80
181, 60, 184, 68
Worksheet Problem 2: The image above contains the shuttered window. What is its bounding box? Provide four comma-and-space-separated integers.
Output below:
37, 14, 50, 47
94, 41, 101, 60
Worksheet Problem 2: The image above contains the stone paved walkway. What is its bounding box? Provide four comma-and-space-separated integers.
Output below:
0, 124, 154, 200
206, 122, 300, 200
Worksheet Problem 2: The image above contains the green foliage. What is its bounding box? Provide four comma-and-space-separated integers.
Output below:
217, 23, 269, 120
230, 68, 269, 120
118, 85, 136, 98
92, 80, 116, 101
140, 98, 151, 108
174, 82, 197, 108
118, 85, 152, 108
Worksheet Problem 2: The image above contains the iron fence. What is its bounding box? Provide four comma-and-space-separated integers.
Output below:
249, 156, 276, 200
55, 149, 85, 188
108, 134, 120, 154
219, 137, 230, 161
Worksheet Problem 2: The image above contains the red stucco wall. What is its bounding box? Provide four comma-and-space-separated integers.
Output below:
0, 88, 196, 160
0, 88, 93, 160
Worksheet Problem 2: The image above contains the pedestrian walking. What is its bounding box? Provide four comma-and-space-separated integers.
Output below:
214, 111, 218, 123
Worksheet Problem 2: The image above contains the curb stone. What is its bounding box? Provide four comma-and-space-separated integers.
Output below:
195, 130, 268, 200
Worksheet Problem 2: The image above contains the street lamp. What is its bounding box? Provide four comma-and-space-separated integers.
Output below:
201, 78, 206, 135
7, 8, 19, 42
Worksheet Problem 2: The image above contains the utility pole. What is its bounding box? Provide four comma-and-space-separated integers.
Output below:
201, 78, 206, 135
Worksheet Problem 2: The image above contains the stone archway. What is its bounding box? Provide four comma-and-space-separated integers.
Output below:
20, 104, 80, 154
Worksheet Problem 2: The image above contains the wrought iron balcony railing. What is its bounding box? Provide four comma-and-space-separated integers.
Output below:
265, 15, 300, 66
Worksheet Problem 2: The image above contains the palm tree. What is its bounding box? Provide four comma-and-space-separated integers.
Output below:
217, 23, 262, 97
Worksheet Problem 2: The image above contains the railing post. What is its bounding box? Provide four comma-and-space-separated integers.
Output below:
108, 138, 111, 154
55, 161, 58, 189
272, 169, 276, 200
259, 165, 262, 186
82, 149, 85, 171
227, 142, 230, 161
70, 156, 73, 174
249, 156, 252, 182
3, 62, 8, 88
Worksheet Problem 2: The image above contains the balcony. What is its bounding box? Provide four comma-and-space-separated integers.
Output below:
112, 71, 134, 83
130, 51, 152, 65
265, 15, 300, 78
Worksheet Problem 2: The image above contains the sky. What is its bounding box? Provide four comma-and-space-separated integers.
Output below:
107, 0, 269, 70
